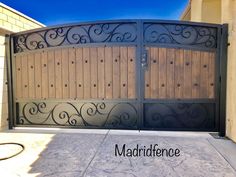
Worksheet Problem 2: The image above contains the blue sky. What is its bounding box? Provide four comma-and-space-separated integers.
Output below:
1, 0, 188, 26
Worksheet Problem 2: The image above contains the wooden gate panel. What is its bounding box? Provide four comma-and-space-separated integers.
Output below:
145, 47, 216, 99
14, 46, 136, 100
13, 47, 216, 127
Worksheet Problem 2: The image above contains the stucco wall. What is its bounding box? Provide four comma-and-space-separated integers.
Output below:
0, 35, 8, 130
202, 0, 221, 23
190, 0, 203, 22
181, 0, 236, 143
0, 3, 44, 130
221, 0, 236, 143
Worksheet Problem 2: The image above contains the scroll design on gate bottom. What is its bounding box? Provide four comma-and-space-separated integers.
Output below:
18, 102, 138, 128
145, 103, 214, 128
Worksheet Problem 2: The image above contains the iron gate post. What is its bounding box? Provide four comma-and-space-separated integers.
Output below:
219, 24, 228, 137
5, 34, 14, 129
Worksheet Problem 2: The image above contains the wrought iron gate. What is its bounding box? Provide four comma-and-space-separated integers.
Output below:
7, 20, 228, 134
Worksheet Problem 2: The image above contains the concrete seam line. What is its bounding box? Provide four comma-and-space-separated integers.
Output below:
81, 129, 110, 177
207, 138, 236, 173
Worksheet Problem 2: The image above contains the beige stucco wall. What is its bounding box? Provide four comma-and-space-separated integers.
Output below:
182, 0, 221, 23
190, 0, 203, 22
181, 0, 236, 143
0, 3, 44, 130
221, 0, 236, 143
0, 34, 8, 130
202, 0, 221, 23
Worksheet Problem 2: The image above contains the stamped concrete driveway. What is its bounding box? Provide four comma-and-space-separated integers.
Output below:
0, 129, 235, 177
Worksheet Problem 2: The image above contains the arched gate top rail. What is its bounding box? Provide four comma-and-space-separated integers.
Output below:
11, 19, 221, 53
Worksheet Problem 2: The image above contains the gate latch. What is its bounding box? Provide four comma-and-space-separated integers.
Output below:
141, 49, 148, 68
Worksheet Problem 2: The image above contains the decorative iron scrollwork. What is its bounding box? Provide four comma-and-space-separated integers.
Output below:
18, 102, 138, 128
13, 20, 219, 53
13, 22, 137, 53
144, 103, 215, 129
144, 23, 217, 48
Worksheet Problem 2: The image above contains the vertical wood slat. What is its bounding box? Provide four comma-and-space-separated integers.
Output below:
62, 49, 69, 98
35, 53, 42, 99
48, 50, 55, 98
120, 47, 128, 98
83, 47, 90, 99
15, 55, 22, 99
98, 47, 105, 99
69, 48, 76, 99
183, 50, 192, 98
200, 52, 209, 98
166, 48, 175, 98
41, 51, 48, 99
158, 48, 167, 98
21, 54, 28, 98
76, 48, 84, 99
128, 47, 136, 98
145, 47, 151, 98
112, 47, 120, 99
55, 50, 62, 99
191, 51, 201, 98
105, 47, 113, 99
174, 49, 184, 99
90, 48, 98, 99
27, 54, 35, 98
208, 52, 215, 98
150, 48, 158, 98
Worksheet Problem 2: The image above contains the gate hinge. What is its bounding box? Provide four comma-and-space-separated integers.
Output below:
219, 76, 221, 82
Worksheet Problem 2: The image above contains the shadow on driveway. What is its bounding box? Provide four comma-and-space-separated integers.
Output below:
24, 131, 236, 177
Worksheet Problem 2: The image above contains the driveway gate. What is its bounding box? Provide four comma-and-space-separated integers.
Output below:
8, 20, 228, 134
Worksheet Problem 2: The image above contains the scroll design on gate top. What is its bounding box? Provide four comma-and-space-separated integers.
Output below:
144, 23, 217, 48
13, 22, 137, 53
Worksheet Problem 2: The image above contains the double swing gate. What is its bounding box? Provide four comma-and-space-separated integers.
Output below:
8, 20, 228, 133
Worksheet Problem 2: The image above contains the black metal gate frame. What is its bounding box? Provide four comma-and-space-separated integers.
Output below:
6, 20, 228, 136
